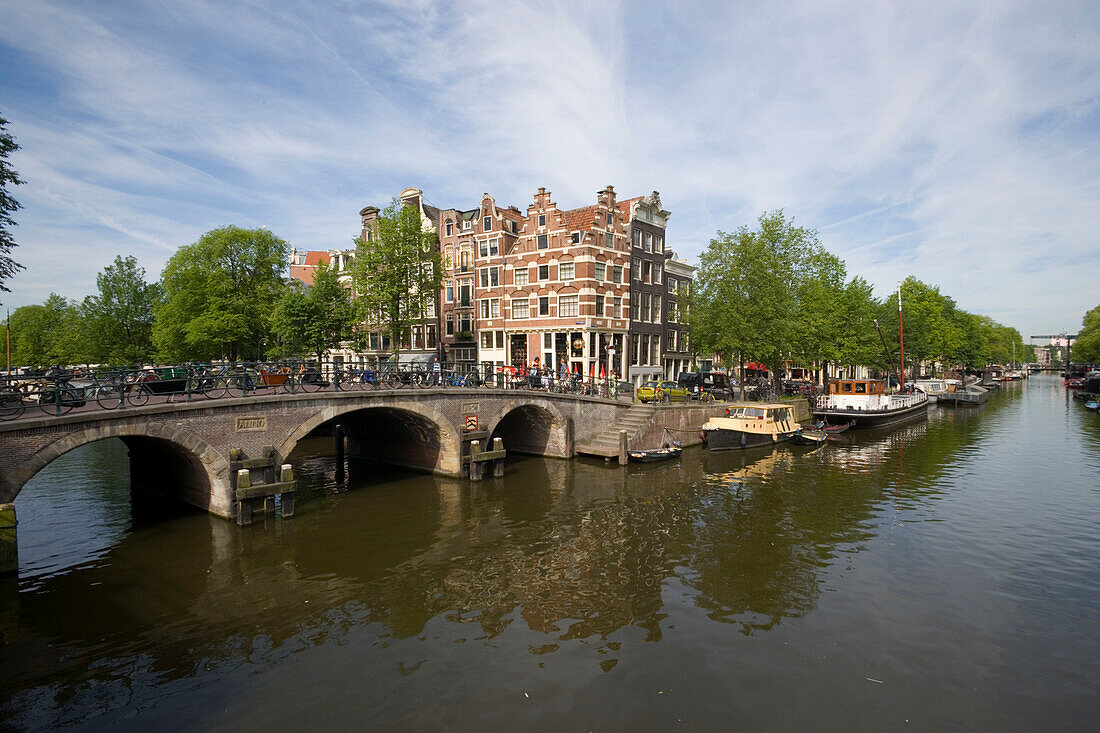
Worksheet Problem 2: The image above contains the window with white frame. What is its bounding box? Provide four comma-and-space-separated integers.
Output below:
595, 294, 604, 316
539, 296, 549, 316
651, 297, 660, 323
668, 300, 678, 322
445, 221, 453, 236
668, 277, 678, 294
654, 235, 663, 253
446, 314, 454, 335
667, 331, 676, 351
613, 265, 623, 283
612, 297, 621, 319
559, 262, 574, 280
571, 231, 581, 244
537, 234, 548, 249
644, 232, 652, 252
642, 293, 651, 322
631, 258, 641, 280
654, 262, 662, 283
483, 216, 491, 231
559, 295, 579, 317
594, 262, 605, 281
479, 298, 500, 319
632, 229, 640, 247
480, 331, 494, 349
463, 220, 471, 230
511, 298, 529, 319
538, 213, 546, 228
446, 283, 453, 302
478, 267, 499, 288
538, 264, 549, 281
514, 267, 529, 287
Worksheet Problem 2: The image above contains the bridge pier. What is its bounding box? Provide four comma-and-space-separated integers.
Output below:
0, 503, 15, 576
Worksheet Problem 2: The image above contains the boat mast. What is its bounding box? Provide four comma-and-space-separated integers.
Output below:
898, 283, 906, 390
873, 318, 898, 386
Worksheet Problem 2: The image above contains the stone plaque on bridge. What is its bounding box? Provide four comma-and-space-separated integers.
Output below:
462, 402, 479, 414
235, 417, 268, 432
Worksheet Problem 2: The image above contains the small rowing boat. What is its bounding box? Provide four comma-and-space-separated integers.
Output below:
791, 429, 827, 446
628, 443, 683, 463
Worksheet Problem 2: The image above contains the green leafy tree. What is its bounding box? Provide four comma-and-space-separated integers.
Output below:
272, 260, 354, 361
1074, 305, 1100, 363
349, 199, 441, 360
82, 255, 161, 365
835, 276, 884, 373
882, 277, 963, 380
154, 226, 289, 362
0, 115, 25, 298
689, 210, 848, 387
8, 294, 85, 367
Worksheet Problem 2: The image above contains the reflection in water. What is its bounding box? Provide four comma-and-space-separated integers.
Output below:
2, 377, 1099, 730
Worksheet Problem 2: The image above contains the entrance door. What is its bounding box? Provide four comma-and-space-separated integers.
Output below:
510, 334, 527, 366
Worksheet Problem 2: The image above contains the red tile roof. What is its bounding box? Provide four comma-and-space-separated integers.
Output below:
289, 251, 332, 286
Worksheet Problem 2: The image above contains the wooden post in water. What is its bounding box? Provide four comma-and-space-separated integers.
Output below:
618, 430, 628, 466
0, 503, 16, 576
280, 464, 295, 518
236, 469, 253, 526
334, 423, 345, 484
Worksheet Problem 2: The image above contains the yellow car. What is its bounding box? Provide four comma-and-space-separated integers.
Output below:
638, 380, 689, 403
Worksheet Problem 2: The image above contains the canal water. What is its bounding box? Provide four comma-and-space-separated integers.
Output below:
1, 374, 1098, 730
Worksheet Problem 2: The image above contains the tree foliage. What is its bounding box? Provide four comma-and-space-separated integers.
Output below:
82, 255, 161, 365
1071, 304, 1100, 364
0, 115, 25, 298
153, 226, 289, 362
688, 210, 880, 381
8, 294, 85, 367
272, 259, 354, 361
349, 199, 441, 357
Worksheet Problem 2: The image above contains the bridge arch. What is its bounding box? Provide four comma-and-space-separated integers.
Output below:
486, 397, 572, 457
5, 422, 231, 514
279, 400, 462, 475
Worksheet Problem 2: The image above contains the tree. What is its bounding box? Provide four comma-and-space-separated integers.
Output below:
349, 199, 441, 360
883, 277, 963, 379
0, 115, 25, 298
153, 226, 289, 362
82, 255, 161, 365
8, 294, 85, 367
1074, 304, 1100, 364
688, 210, 844, 387
272, 259, 354, 361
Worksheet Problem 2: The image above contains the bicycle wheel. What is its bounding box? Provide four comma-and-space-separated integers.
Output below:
336, 371, 355, 391
225, 375, 247, 398
201, 378, 228, 399
127, 385, 150, 407
701, 392, 715, 404
295, 375, 322, 393
39, 388, 76, 415
95, 385, 125, 410
0, 394, 25, 420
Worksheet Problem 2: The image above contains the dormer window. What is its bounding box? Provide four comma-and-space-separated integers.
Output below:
483, 216, 491, 232
463, 220, 471, 230
571, 231, 580, 244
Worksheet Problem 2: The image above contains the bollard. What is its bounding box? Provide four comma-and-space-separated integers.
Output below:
618, 430, 628, 466
236, 469, 252, 526
280, 464, 295, 517
335, 424, 346, 483
0, 503, 17, 576
492, 437, 505, 477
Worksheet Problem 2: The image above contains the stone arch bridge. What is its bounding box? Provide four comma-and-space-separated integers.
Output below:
0, 390, 641, 521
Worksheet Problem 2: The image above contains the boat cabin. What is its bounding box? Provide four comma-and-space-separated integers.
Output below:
828, 379, 885, 395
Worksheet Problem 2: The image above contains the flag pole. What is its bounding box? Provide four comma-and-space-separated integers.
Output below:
897, 283, 906, 391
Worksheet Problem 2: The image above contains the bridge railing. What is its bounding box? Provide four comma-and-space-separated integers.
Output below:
0, 361, 638, 422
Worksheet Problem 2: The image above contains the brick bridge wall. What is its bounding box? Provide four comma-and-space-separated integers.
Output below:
0, 390, 635, 518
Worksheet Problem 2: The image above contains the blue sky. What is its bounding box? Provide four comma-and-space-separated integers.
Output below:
1, 0, 1097, 341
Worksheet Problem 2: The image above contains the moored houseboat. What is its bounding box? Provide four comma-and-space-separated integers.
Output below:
701, 403, 800, 450
813, 378, 928, 429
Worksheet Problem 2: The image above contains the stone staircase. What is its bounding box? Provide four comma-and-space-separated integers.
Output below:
576, 403, 656, 459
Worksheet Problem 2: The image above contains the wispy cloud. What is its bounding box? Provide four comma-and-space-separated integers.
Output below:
0, 0, 1097, 336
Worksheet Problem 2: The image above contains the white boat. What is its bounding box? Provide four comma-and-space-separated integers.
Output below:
813, 379, 929, 428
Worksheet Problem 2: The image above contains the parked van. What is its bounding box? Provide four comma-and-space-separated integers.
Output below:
677, 371, 733, 401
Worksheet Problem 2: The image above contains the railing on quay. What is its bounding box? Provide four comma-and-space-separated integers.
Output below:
0, 361, 638, 422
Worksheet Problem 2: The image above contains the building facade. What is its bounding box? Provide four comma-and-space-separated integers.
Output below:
288, 185, 694, 377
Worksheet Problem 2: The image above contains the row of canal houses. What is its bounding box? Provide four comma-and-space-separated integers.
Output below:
290, 186, 697, 386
